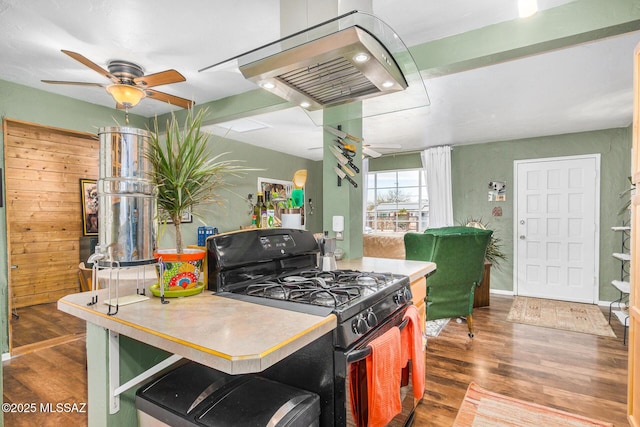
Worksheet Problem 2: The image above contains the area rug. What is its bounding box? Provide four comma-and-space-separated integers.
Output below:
453, 382, 614, 427
425, 318, 450, 337
506, 296, 616, 337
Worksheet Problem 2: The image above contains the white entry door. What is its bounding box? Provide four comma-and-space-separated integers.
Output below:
514, 154, 600, 303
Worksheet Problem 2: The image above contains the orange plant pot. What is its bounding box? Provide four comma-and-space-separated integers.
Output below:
154, 248, 205, 292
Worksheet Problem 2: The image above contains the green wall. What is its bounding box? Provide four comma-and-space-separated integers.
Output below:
451, 127, 632, 301
155, 132, 323, 249
368, 127, 631, 302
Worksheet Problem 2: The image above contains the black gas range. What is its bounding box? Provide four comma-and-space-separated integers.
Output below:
206, 228, 412, 349
207, 229, 419, 427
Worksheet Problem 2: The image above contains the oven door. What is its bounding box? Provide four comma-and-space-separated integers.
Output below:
339, 306, 419, 427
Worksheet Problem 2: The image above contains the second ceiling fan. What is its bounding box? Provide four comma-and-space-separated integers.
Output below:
42, 50, 194, 109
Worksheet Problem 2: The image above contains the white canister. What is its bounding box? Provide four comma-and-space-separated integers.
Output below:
281, 209, 302, 230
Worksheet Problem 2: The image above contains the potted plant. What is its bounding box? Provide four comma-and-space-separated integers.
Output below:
145, 107, 250, 295
464, 218, 507, 268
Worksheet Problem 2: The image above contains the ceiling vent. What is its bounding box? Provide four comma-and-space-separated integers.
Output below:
238, 26, 408, 111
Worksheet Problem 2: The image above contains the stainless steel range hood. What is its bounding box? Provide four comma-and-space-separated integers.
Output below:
238, 26, 408, 111
200, 11, 429, 125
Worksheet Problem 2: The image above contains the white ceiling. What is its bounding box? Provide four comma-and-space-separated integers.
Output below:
0, 0, 637, 161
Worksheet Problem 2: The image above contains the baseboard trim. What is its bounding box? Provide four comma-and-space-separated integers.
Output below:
10, 333, 86, 358
490, 289, 514, 296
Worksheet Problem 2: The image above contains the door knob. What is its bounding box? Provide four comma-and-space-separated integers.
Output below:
519, 235, 526, 240
11, 265, 18, 269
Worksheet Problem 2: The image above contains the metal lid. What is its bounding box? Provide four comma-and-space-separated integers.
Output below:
98, 126, 150, 137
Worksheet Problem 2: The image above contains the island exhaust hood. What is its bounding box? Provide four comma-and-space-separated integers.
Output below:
238, 25, 408, 111
200, 11, 429, 123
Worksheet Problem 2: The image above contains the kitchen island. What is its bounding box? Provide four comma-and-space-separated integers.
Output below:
58, 257, 435, 426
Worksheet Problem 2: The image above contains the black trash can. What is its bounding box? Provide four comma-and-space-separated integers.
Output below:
136, 361, 320, 427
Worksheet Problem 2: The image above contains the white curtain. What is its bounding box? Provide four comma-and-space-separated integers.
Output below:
421, 146, 453, 229
362, 157, 369, 230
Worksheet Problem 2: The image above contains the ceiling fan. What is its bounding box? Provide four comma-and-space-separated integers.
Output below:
321, 125, 401, 157
41, 50, 194, 109
308, 142, 401, 158
361, 143, 401, 158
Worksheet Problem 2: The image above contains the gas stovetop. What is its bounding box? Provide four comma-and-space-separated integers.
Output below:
225, 268, 409, 316
207, 228, 412, 348
246, 269, 397, 306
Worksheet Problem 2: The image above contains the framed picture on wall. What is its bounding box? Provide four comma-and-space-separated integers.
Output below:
80, 178, 98, 236
161, 208, 193, 224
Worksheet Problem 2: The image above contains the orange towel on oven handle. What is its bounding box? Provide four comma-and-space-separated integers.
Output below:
365, 326, 402, 427
401, 304, 425, 399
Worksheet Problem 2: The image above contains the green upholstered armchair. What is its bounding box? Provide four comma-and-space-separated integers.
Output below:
404, 226, 493, 338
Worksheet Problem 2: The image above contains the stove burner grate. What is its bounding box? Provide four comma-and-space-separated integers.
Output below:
237, 269, 400, 309
288, 285, 362, 307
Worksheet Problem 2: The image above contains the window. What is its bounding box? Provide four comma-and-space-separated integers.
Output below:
365, 169, 428, 233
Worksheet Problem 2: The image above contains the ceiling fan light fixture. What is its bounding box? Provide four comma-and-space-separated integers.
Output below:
106, 84, 145, 107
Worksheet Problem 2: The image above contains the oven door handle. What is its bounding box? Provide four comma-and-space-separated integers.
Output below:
346, 317, 409, 364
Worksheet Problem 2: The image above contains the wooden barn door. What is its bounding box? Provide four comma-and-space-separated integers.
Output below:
3, 119, 98, 347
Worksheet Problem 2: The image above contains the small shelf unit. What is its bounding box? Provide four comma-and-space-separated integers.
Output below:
609, 224, 631, 344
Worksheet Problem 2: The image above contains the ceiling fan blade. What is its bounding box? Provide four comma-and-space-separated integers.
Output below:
363, 147, 382, 158
41, 80, 104, 87
61, 50, 117, 82
134, 69, 186, 88
368, 144, 402, 149
145, 89, 194, 109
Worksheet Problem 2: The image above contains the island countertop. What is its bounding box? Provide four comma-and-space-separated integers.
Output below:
338, 257, 436, 282
58, 287, 336, 375
58, 256, 434, 375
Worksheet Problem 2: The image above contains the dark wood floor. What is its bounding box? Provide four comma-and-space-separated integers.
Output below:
3, 334, 87, 426
416, 295, 629, 426
2, 295, 629, 426
10, 302, 86, 350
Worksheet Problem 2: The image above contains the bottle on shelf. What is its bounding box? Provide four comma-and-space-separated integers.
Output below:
266, 191, 275, 228
254, 192, 263, 228
260, 192, 268, 229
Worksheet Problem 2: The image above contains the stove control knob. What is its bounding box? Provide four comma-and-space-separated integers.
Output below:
352, 314, 368, 335
366, 309, 378, 327
403, 288, 412, 302
394, 290, 406, 305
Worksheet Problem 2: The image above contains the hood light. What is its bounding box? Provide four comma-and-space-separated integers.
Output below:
382, 81, 394, 88
261, 81, 276, 89
353, 53, 370, 63
300, 101, 311, 108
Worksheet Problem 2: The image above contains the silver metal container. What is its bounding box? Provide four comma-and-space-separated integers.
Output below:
96, 127, 156, 266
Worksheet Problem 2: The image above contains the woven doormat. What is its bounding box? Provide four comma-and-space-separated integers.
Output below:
506, 297, 615, 337
425, 318, 450, 337
453, 382, 613, 427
